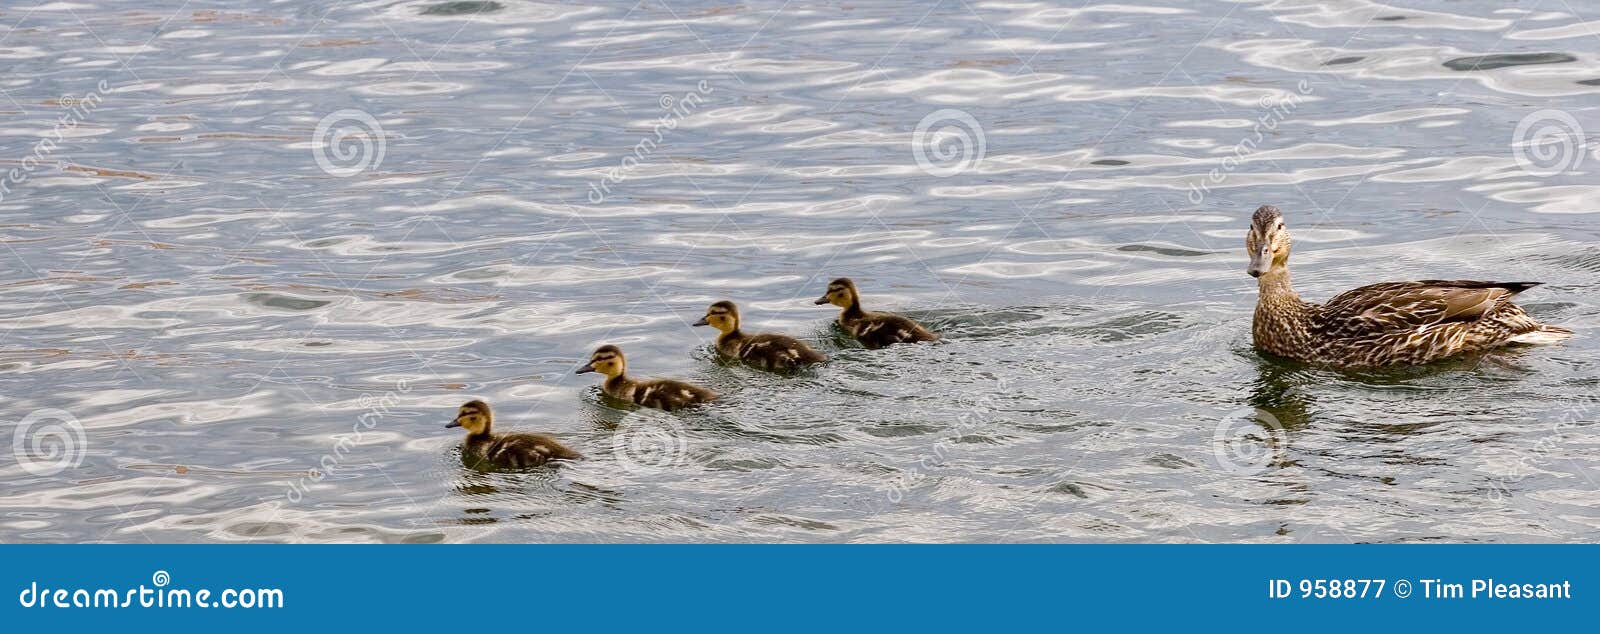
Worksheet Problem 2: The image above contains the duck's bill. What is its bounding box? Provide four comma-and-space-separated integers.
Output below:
445, 419, 462, 429
692, 317, 709, 327
812, 296, 829, 305
1247, 250, 1270, 278
575, 363, 596, 374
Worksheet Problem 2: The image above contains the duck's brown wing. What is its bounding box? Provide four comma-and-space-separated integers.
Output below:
739, 333, 826, 370
486, 433, 582, 468
1318, 280, 1540, 337
634, 379, 716, 411
854, 313, 938, 349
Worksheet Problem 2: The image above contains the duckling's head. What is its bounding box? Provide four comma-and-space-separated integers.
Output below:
693, 300, 741, 334
814, 277, 859, 307
446, 400, 493, 435
1246, 205, 1292, 278
576, 344, 625, 377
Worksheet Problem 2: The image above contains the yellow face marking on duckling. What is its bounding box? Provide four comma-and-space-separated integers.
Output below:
1246, 205, 1292, 279
576, 345, 626, 377
814, 277, 857, 308
693, 301, 740, 334
447, 400, 492, 435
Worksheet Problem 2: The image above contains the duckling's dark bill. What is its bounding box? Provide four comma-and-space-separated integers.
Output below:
812, 296, 829, 305
692, 317, 710, 326
445, 419, 462, 428
575, 363, 595, 374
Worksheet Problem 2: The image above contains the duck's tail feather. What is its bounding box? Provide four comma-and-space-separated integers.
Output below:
1508, 325, 1573, 345
1497, 282, 1544, 295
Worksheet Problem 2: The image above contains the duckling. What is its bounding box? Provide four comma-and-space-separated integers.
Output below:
576, 344, 716, 411
445, 400, 582, 469
813, 277, 938, 349
1247, 204, 1572, 367
693, 300, 826, 372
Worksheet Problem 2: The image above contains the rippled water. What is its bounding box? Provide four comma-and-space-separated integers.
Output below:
2, 1, 1597, 543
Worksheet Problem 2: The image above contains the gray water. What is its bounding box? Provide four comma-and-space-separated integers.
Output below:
1, 1, 1597, 543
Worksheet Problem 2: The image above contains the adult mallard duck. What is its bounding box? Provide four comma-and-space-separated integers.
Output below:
813, 277, 938, 349
694, 300, 826, 372
576, 344, 716, 411
446, 400, 582, 469
1246, 205, 1571, 367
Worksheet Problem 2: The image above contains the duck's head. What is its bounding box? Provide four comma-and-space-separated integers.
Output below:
814, 277, 859, 308
1246, 205, 1292, 278
693, 300, 740, 334
446, 400, 492, 435
575, 344, 625, 377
